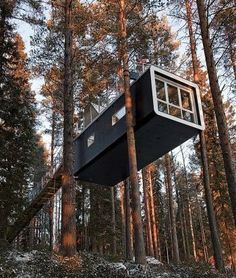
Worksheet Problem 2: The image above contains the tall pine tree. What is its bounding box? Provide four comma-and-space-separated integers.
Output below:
0, 1, 37, 240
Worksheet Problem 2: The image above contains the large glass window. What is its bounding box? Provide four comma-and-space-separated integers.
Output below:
155, 77, 197, 124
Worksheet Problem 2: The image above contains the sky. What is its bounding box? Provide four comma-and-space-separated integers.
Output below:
16, 19, 51, 147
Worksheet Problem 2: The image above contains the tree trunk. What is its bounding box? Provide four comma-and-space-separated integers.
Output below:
148, 166, 159, 259
200, 133, 225, 272
165, 154, 180, 263
111, 186, 117, 255
81, 184, 85, 250
142, 167, 154, 256
194, 185, 208, 262
49, 110, 56, 250
124, 179, 133, 260
180, 146, 197, 260
185, 0, 225, 270
61, 0, 76, 257
171, 154, 187, 260
120, 182, 126, 257
119, 0, 146, 264
196, 0, 236, 226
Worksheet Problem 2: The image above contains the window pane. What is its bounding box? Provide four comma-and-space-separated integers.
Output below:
112, 106, 126, 126
181, 89, 192, 111
169, 105, 181, 118
156, 80, 166, 101
183, 110, 194, 123
158, 101, 168, 113
87, 133, 95, 147
167, 84, 179, 106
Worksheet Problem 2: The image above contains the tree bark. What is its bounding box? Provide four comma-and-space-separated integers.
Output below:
124, 179, 133, 260
200, 134, 225, 271
148, 166, 159, 259
49, 110, 56, 250
81, 184, 85, 250
165, 154, 180, 263
61, 0, 77, 257
185, 0, 225, 270
171, 153, 188, 261
111, 186, 117, 255
194, 187, 208, 262
196, 0, 236, 226
120, 182, 126, 257
142, 167, 154, 257
119, 0, 146, 264
180, 146, 197, 261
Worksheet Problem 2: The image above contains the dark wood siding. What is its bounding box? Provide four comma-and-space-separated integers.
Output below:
74, 69, 153, 177
73, 67, 203, 186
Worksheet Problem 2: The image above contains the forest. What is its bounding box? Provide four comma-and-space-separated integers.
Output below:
0, 0, 235, 277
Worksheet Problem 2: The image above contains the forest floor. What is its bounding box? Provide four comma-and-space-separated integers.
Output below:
0, 248, 235, 278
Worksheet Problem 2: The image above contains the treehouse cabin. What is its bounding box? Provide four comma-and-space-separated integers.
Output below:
73, 65, 205, 186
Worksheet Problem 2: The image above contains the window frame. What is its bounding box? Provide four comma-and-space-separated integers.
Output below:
154, 74, 198, 125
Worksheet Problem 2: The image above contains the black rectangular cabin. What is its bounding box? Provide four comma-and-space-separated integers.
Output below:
73, 65, 205, 186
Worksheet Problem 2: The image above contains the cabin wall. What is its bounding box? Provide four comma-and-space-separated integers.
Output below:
133, 69, 154, 126
73, 66, 204, 185
74, 95, 125, 173
73, 69, 154, 177
75, 115, 199, 186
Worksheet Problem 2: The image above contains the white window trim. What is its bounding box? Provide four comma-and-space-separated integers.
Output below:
151, 67, 205, 130
156, 78, 194, 121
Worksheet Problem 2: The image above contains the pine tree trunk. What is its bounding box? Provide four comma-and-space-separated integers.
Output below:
183, 202, 191, 259
49, 110, 56, 250
171, 154, 187, 260
54, 193, 58, 247
120, 182, 126, 257
165, 154, 180, 263
200, 133, 225, 270
111, 187, 117, 255
194, 186, 208, 262
165, 239, 170, 264
148, 166, 159, 259
185, 0, 225, 270
119, 0, 146, 264
196, 0, 236, 226
81, 184, 85, 250
188, 203, 197, 259
142, 167, 154, 256
124, 179, 133, 260
61, 0, 76, 257
180, 146, 197, 260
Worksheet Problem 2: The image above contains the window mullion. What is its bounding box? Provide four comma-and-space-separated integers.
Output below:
164, 82, 169, 114
177, 87, 183, 119
189, 90, 197, 124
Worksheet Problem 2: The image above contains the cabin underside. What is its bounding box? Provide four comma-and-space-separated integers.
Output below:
74, 113, 198, 186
